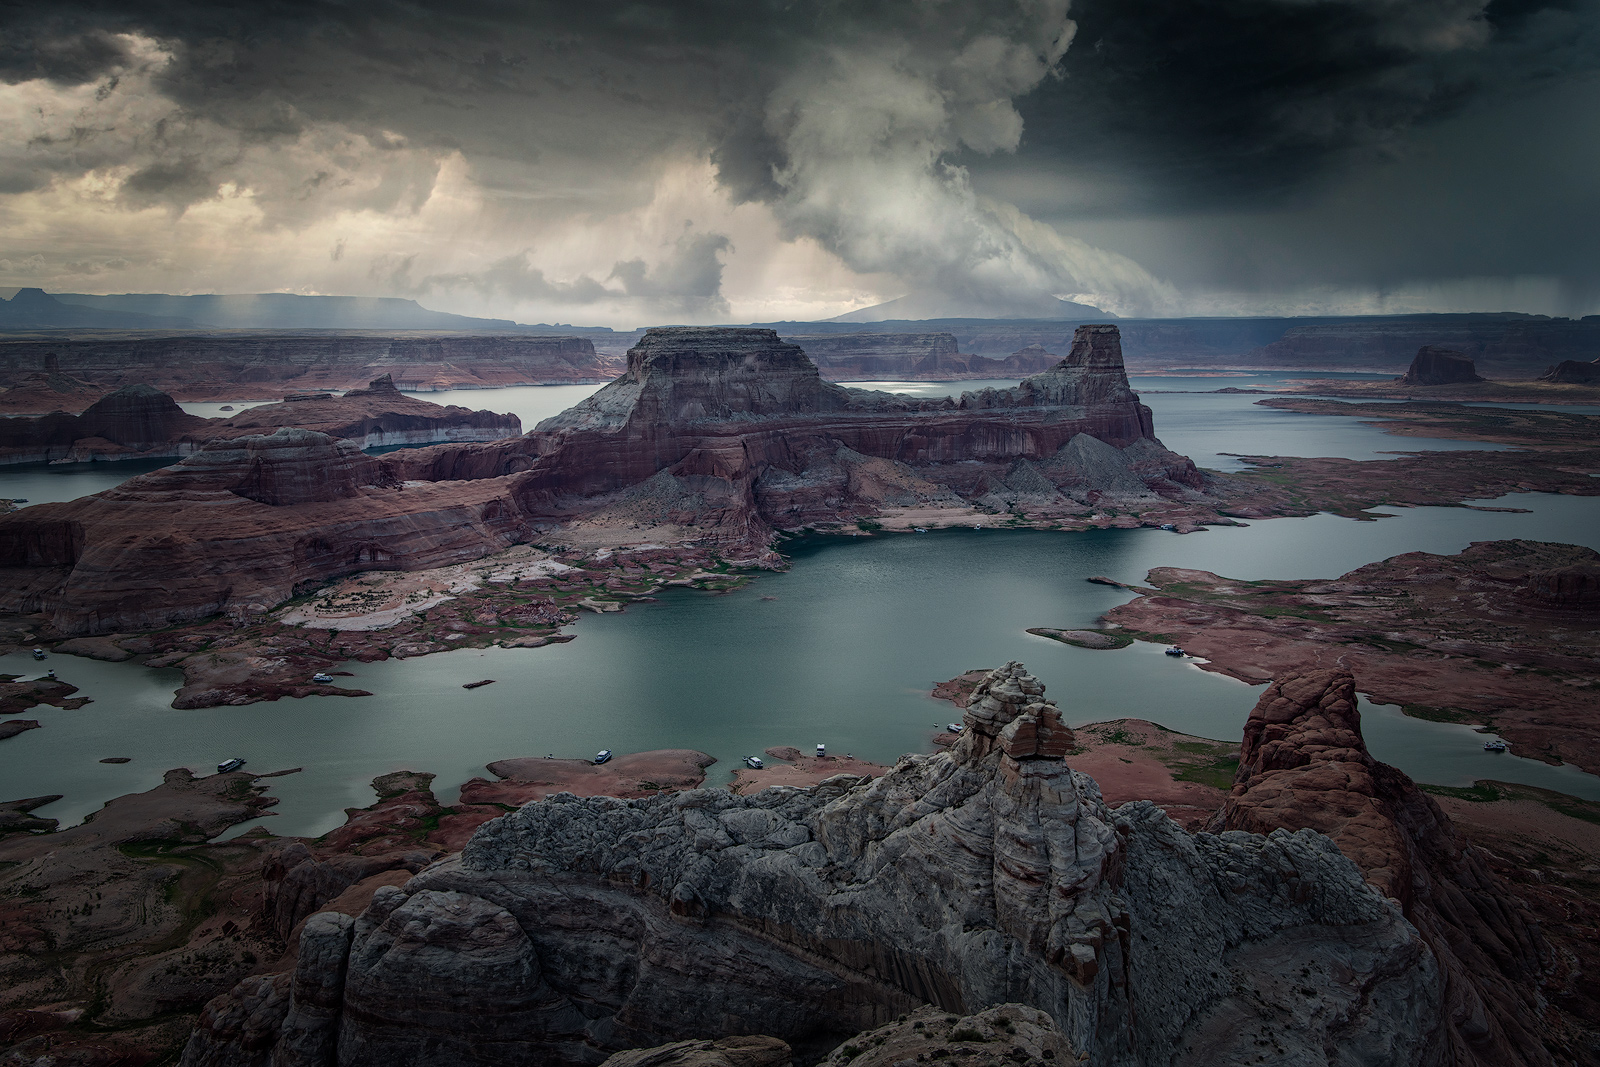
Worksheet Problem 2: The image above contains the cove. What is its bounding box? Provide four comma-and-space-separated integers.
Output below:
4, 490, 1598, 839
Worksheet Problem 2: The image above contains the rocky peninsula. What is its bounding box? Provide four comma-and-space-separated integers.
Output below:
0, 325, 1235, 706
0, 374, 520, 466
1099, 540, 1600, 773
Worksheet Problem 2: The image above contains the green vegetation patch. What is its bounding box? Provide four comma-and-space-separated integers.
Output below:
1401, 703, 1482, 725
1420, 780, 1600, 826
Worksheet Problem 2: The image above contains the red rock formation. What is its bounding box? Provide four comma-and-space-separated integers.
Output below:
0, 333, 619, 408
1208, 670, 1560, 1067
1398, 345, 1487, 385
209, 374, 520, 448
0, 325, 1210, 635
1541, 357, 1600, 384
0, 384, 214, 464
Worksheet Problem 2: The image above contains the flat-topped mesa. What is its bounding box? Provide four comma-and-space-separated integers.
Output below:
538, 327, 852, 434
1398, 345, 1485, 386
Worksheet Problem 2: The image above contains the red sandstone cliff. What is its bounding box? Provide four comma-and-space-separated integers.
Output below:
1208, 670, 1573, 1066
0, 325, 1210, 635
207, 374, 520, 448
0, 334, 619, 410
0, 384, 214, 464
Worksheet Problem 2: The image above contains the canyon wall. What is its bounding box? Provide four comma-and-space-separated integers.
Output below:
0, 375, 520, 465
0, 384, 214, 464
0, 333, 618, 409
181, 663, 1444, 1067
0, 325, 1210, 635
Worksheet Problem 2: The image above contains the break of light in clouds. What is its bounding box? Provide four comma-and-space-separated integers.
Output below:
1, 0, 1597, 326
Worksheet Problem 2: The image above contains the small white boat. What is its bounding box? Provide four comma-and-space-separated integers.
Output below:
31, 648, 46, 660
947, 723, 964, 733
216, 758, 246, 774
311, 672, 334, 683
816, 743, 826, 758
1160, 523, 1176, 531
1483, 740, 1508, 752
1164, 646, 1188, 657
914, 527, 928, 533
744, 755, 764, 769
593, 750, 612, 764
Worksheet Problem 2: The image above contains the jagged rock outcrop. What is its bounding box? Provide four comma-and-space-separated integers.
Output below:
0, 383, 214, 464
0, 325, 1209, 635
816, 1005, 1073, 1067
1397, 345, 1486, 386
0, 333, 619, 405
1540, 357, 1600, 384
1208, 669, 1557, 1067
183, 662, 1444, 1067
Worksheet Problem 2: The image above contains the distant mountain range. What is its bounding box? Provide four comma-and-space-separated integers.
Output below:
0, 289, 528, 331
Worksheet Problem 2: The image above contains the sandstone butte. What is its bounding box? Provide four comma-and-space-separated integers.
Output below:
0, 324, 1219, 637
1397, 345, 1486, 386
0, 333, 621, 409
173, 661, 1576, 1067
0, 373, 521, 466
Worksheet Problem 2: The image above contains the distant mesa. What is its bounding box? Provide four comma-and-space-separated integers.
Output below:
1397, 345, 1485, 386
1540, 357, 1600, 384
0, 323, 1216, 638
785, 331, 1062, 381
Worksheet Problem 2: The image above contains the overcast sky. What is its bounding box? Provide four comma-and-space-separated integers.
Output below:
1, 0, 1596, 326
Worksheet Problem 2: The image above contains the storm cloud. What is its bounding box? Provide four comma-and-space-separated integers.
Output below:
0, 0, 1595, 321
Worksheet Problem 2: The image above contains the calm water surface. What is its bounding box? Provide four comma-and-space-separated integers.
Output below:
4, 493, 1598, 838
3, 378, 1595, 834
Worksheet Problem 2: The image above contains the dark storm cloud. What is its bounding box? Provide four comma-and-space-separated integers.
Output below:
2, 0, 1596, 312
990, 0, 1600, 212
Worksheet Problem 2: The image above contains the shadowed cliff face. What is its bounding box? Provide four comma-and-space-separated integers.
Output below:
182, 663, 1443, 1067
1208, 670, 1562, 1067
0, 325, 1210, 635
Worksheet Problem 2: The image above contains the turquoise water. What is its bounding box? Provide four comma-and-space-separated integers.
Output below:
3, 377, 1596, 834
4, 493, 1598, 839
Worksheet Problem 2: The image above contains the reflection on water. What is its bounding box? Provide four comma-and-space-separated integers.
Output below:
4, 495, 1598, 839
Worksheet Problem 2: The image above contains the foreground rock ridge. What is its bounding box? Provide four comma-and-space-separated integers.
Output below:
0, 325, 1213, 636
183, 662, 1444, 1067
1208, 670, 1569, 1067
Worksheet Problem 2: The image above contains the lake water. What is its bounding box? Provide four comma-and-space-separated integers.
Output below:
3, 377, 1597, 835
4, 492, 1598, 839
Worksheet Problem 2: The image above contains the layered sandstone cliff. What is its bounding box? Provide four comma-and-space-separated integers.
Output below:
209, 374, 520, 448
0, 325, 1211, 635
1208, 670, 1561, 1066
182, 663, 1443, 1067
0, 333, 619, 409
0, 376, 520, 466
0, 384, 214, 464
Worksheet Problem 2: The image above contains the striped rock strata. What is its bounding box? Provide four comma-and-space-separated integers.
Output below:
182, 663, 1444, 1067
